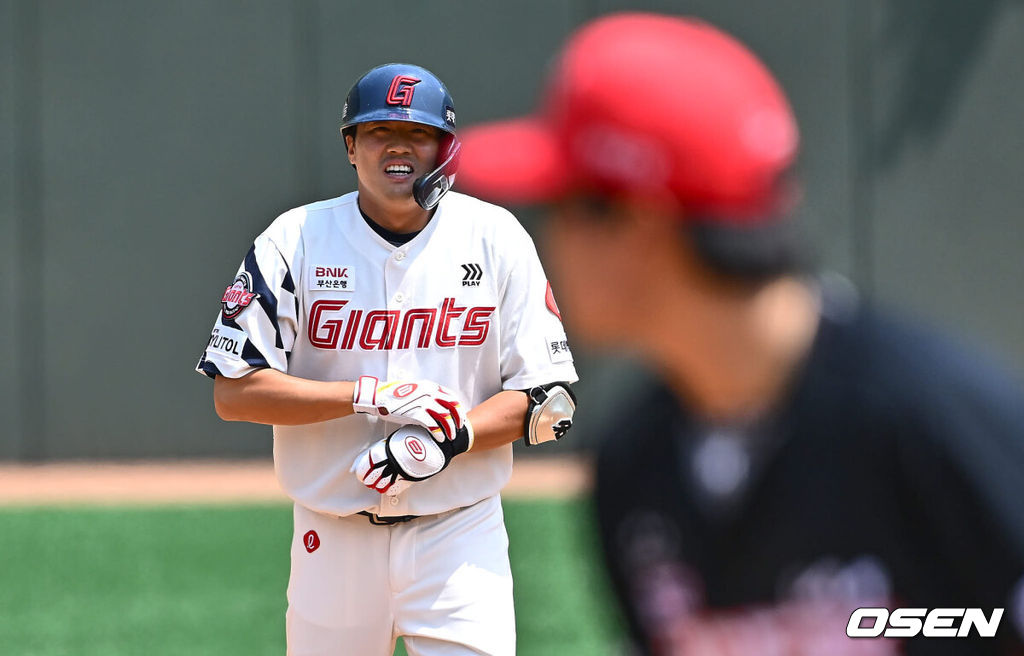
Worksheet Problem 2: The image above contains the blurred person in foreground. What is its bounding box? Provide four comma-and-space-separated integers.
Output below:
456, 12, 1024, 656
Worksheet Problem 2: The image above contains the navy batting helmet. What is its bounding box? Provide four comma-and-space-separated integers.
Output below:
341, 63, 460, 210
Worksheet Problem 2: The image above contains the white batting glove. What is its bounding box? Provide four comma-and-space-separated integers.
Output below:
352, 422, 474, 495
351, 439, 413, 495
352, 376, 464, 442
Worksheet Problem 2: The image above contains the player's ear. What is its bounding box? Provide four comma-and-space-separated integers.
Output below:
341, 125, 359, 167
344, 131, 357, 166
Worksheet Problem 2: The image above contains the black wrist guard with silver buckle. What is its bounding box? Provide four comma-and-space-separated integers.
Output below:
523, 382, 577, 446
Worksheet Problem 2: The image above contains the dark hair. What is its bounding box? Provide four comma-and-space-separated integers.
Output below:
687, 218, 814, 282
342, 126, 357, 169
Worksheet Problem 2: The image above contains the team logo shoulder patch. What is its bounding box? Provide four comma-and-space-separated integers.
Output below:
461, 263, 482, 287
545, 281, 562, 320
546, 334, 573, 364
221, 272, 260, 321
310, 265, 354, 292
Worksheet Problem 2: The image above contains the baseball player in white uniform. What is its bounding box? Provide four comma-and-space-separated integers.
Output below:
196, 63, 578, 655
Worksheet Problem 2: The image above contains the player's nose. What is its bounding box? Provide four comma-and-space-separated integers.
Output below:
385, 137, 412, 154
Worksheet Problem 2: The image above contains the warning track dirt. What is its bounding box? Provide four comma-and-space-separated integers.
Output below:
0, 457, 592, 507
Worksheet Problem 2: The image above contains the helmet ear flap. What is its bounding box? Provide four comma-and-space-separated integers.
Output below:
438, 132, 460, 171
414, 134, 461, 210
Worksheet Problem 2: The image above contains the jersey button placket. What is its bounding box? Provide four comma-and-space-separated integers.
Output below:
383, 489, 402, 516
384, 247, 410, 500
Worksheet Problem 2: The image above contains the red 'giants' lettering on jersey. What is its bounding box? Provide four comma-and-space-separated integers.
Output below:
436, 297, 465, 348
308, 300, 348, 348
359, 310, 401, 350
307, 298, 495, 351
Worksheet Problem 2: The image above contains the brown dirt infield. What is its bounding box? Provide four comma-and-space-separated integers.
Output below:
0, 456, 593, 506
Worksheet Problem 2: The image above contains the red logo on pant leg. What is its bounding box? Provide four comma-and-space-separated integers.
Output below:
303, 530, 320, 553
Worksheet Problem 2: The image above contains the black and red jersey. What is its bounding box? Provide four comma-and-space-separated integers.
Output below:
594, 296, 1024, 656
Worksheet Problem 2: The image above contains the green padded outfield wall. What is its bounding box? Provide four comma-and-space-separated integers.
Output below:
2, 0, 19, 459
2, 0, 1023, 460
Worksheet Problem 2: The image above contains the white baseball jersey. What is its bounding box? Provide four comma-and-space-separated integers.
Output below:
197, 190, 577, 518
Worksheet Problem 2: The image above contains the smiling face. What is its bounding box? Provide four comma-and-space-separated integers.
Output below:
346, 121, 442, 209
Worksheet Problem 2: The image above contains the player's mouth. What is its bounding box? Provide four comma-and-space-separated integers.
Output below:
383, 161, 415, 180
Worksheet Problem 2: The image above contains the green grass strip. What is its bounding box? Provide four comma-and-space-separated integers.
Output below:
0, 500, 621, 655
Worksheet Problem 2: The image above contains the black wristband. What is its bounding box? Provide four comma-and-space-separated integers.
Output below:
441, 424, 472, 460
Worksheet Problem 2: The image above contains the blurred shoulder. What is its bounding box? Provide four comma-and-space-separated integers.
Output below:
858, 304, 1020, 396
820, 298, 1024, 438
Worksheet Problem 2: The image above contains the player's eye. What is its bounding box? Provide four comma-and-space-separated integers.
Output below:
559, 194, 617, 223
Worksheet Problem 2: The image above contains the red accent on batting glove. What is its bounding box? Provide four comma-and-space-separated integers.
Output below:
426, 408, 454, 440
437, 399, 463, 429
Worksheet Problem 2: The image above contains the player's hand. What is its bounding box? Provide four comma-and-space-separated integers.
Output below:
352, 376, 464, 442
352, 422, 474, 494
351, 438, 413, 495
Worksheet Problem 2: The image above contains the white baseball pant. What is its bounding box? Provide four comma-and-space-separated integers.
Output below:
285, 495, 515, 655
